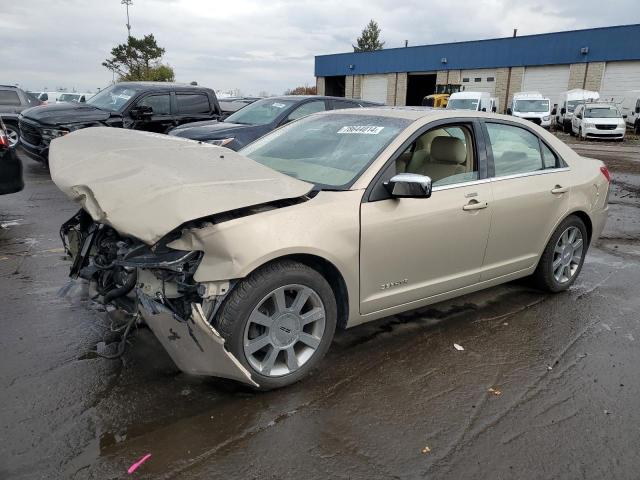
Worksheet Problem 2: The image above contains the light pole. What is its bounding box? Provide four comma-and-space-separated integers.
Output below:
122, 0, 133, 38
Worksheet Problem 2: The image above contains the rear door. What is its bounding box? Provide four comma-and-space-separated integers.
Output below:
174, 91, 215, 126
480, 120, 572, 280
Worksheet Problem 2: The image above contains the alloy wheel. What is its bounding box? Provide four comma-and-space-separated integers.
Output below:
5, 126, 19, 147
552, 226, 584, 284
243, 284, 326, 377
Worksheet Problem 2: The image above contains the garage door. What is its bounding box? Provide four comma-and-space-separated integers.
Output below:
600, 61, 640, 102
361, 75, 388, 104
522, 65, 570, 106
460, 69, 496, 95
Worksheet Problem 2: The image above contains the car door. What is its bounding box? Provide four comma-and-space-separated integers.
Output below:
359, 120, 493, 315
174, 91, 214, 127
130, 93, 175, 133
480, 120, 572, 280
572, 105, 583, 134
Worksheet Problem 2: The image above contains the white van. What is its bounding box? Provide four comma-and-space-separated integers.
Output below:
619, 90, 640, 134
446, 91, 497, 112
508, 92, 552, 128
555, 89, 600, 133
56, 92, 93, 103
571, 102, 626, 141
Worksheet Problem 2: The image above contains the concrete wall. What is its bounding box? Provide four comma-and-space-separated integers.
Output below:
316, 77, 325, 96
345, 75, 363, 99
584, 62, 605, 91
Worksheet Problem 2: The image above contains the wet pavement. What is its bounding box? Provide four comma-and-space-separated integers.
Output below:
1, 145, 640, 479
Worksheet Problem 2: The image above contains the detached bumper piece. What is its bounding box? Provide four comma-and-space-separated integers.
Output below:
138, 292, 258, 387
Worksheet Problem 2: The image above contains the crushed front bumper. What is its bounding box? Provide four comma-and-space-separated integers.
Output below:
137, 292, 258, 387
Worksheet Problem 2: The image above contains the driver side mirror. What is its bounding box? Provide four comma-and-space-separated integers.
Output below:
635, 106, 640, 114
560, 107, 566, 115
492, 106, 497, 113
384, 173, 432, 199
481, 107, 487, 112
623, 114, 628, 119
551, 108, 557, 115
130, 105, 153, 119
506, 108, 512, 115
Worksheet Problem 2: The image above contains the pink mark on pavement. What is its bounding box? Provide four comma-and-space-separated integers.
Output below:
128, 453, 152, 474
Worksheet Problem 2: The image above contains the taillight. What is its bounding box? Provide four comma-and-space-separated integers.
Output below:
600, 166, 611, 183
0, 131, 8, 149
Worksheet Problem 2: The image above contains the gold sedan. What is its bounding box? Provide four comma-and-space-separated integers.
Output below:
52, 108, 610, 389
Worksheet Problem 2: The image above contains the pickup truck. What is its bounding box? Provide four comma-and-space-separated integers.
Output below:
19, 82, 221, 165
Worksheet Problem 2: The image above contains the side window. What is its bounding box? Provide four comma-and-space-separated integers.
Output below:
332, 100, 360, 110
0, 90, 21, 106
176, 93, 210, 114
137, 94, 171, 115
287, 100, 326, 121
395, 125, 478, 187
486, 123, 545, 176
541, 142, 559, 169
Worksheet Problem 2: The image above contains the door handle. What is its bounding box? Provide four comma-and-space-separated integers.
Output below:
551, 185, 569, 194
462, 200, 488, 211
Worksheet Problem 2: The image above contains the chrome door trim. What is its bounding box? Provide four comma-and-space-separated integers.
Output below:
431, 178, 491, 192
489, 167, 570, 184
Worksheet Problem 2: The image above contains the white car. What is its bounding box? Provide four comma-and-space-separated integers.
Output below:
571, 103, 626, 141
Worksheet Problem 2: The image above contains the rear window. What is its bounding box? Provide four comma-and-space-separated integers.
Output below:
0, 90, 21, 106
176, 93, 210, 114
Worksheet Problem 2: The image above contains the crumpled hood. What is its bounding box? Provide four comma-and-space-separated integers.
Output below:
50, 127, 313, 244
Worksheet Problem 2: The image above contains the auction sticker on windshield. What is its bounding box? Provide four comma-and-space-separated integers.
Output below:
337, 126, 384, 134
272, 103, 287, 108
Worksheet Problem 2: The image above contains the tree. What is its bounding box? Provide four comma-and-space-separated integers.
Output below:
353, 20, 385, 52
285, 85, 317, 95
102, 34, 175, 82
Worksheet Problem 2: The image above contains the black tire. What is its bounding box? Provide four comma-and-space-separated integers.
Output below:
563, 121, 570, 134
635, 121, 640, 135
532, 215, 588, 292
214, 260, 337, 390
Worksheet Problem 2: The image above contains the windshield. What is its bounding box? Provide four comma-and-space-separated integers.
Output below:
514, 99, 550, 113
447, 99, 479, 110
86, 84, 144, 112
225, 98, 297, 125
59, 93, 81, 102
240, 113, 410, 188
585, 106, 620, 118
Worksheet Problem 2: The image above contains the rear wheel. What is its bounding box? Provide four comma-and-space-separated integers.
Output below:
532, 216, 588, 292
214, 260, 337, 390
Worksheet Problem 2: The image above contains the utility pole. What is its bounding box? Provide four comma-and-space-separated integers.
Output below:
122, 0, 133, 38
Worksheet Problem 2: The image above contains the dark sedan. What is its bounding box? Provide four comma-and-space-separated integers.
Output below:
0, 117, 24, 195
169, 95, 381, 150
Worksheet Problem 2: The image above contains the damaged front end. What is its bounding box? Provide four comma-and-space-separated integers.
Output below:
60, 209, 257, 387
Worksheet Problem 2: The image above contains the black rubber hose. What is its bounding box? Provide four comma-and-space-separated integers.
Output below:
103, 271, 137, 304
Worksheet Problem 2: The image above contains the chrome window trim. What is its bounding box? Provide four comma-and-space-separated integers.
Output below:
489, 167, 570, 183
431, 178, 491, 192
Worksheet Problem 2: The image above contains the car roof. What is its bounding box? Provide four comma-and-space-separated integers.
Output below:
322, 106, 551, 125
0, 85, 19, 90
116, 81, 212, 91
264, 95, 381, 103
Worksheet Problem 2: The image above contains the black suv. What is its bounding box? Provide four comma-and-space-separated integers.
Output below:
19, 82, 221, 164
0, 85, 41, 148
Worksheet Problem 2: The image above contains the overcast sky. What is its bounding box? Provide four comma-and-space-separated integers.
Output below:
2, 0, 639, 95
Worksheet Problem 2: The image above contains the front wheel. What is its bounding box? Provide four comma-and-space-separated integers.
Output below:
4, 123, 19, 147
214, 260, 337, 390
532, 216, 588, 292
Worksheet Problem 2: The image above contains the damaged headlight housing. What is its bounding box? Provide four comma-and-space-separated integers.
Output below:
205, 137, 234, 147
41, 127, 70, 141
